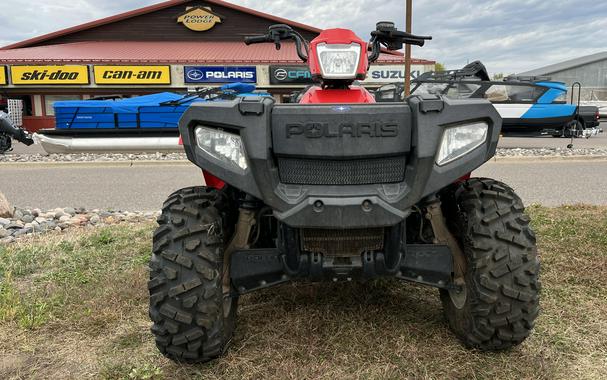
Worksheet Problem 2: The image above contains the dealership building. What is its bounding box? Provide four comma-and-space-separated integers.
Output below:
0, 0, 435, 132
519, 51, 607, 102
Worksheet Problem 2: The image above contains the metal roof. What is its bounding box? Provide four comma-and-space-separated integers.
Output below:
1, 0, 323, 50
518, 51, 607, 76
0, 41, 430, 64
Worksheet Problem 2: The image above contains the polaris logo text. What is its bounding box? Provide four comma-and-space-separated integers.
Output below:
205, 71, 254, 80
184, 66, 257, 83
286, 123, 398, 139
20, 70, 79, 81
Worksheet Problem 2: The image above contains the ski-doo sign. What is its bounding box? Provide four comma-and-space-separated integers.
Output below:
0, 66, 6, 85
11, 65, 89, 85
184, 66, 257, 84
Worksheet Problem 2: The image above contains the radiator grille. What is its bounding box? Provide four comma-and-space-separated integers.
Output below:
301, 228, 384, 256
278, 156, 406, 185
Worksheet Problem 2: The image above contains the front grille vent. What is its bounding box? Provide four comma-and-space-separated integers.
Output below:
301, 228, 385, 256
278, 156, 406, 185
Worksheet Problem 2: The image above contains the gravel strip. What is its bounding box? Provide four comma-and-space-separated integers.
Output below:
2, 148, 607, 163
0, 207, 159, 244
0, 152, 187, 163
496, 147, 607, 157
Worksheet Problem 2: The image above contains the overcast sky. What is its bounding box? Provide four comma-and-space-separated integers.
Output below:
1, 0, 606, 74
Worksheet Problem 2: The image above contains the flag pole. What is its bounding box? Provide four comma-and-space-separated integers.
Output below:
404, 0, 412, 96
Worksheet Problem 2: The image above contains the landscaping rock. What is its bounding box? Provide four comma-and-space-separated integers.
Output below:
0, 206, 160, 244
0, 236, 15, 244
21, 214, 35, 223
0, 192, 12, 218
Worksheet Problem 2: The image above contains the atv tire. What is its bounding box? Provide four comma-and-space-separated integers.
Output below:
149, 186, 238, 363
440, 178, 540, 350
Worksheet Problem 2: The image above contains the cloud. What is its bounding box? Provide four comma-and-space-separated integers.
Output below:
1, 0, 605, 74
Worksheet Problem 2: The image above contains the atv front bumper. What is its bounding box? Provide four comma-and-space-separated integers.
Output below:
180, 96, 501, 228
229, 244, 454, 294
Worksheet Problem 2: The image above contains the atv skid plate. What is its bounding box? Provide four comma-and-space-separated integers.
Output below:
230, 244, 454, 294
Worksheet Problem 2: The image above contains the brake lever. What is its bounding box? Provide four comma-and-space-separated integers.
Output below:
273, 35, 282, 50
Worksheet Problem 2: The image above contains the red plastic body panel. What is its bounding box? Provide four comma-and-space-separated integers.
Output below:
203, 170, 226, 190
300, 86, 376, 104
308, 28, 369, 81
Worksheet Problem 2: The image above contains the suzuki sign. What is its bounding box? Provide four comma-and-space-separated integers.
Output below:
184, 66, 257, 84
363, 65, 428, 84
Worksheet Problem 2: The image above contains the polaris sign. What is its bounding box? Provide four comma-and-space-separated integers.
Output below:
363, 65, 428, 84
184, 66, 257, 84
270, 66, 313, 84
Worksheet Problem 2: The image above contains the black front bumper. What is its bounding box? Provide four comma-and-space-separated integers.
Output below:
229, 244, 454, 294
179, 96, 501, 228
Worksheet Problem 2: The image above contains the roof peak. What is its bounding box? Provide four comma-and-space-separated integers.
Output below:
1, 0, 322, 50
518, 50, 607, 76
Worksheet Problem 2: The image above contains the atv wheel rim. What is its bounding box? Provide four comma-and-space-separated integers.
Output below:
449, 284, 467, 309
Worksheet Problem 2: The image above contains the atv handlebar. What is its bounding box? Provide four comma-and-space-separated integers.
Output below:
244, 24, 309, 62
368, 22, 432, 63
0, 112, 34, 147
244, 35, 271, 45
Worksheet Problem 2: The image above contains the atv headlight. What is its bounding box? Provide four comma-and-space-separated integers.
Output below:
436, 122, 489, 166
316, 43, 361, 79
195, 126, 248, 170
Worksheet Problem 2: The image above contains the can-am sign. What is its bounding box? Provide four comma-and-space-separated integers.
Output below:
270, 66, 312, 84
94, 66, 171, 85
184, 66, 257, 84
11, 65, 89, 85
364, 65, 426, 84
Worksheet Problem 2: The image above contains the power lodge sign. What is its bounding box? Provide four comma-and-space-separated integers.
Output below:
94, 66, 171, 84
11, 65, 89, 85
177, 7, 223, 32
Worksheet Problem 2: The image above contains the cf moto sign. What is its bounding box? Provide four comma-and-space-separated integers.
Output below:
184, 66, 257, 84
270, 66, 313, 84
363, 65, 427, 84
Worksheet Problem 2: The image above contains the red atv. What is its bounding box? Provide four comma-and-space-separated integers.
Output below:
149, 22, 540, 363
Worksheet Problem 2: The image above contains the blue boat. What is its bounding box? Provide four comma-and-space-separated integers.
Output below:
35, 83, 267, 153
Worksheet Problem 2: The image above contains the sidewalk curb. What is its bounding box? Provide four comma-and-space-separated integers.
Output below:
0, 160, 192, 168
491, 155, 607, 163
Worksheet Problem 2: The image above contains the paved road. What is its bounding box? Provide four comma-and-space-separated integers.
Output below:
1, 162, 201, 211
2, 159, 607, 210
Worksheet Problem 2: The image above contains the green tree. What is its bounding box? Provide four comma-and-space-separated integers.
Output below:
434, 62, 446, 72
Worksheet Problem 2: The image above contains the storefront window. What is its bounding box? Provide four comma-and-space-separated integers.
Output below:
44, 95, 82, 116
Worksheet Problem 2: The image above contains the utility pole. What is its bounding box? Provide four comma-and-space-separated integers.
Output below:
404, 0, 412, 96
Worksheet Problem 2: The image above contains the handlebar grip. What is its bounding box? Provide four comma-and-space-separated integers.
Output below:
405, 38, 427, 47
244, 35, 269, 45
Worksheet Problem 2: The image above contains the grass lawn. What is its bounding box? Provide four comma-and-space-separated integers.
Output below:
0, 206, 606, 379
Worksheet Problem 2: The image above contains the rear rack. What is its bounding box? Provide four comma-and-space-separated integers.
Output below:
415, 60, 490, 82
